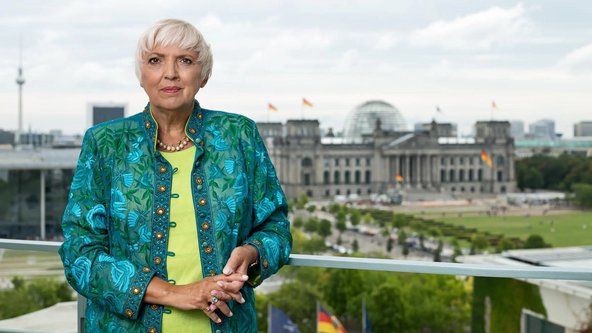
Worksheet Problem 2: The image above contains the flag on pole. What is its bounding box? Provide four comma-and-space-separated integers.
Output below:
302, 98, 314, 108
268, 103, 278, 112
362, 298, 372, 333
481, 150, 493, 168
318, 306, 346, 333
491, 100, 498, 110
269, 305, 300, 333
395, 174, 404, 183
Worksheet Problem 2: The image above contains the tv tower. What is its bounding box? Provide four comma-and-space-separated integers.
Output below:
15, 37, 25, 148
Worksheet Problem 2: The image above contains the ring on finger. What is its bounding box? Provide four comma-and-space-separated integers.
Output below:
211, 296, 219, 304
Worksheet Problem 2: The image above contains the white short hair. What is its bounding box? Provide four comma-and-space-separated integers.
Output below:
135, 19, 213, 82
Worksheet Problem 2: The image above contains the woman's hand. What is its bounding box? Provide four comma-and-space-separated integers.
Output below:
222, 244, 259, 276
144, 273, 248, 323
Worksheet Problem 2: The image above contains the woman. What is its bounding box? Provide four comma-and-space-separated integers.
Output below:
59, 19, 292, 333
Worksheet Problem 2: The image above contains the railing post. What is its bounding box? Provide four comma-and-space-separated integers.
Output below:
77, 295, 86, 333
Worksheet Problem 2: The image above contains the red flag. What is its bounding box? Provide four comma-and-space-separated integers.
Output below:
302, 98, 314, 107
491, 100, 498, 110
481, 150, 493, 168
268, 103, 278, 112
318, 306, 346, 333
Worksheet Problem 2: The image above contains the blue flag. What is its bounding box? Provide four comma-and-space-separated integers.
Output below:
362, 299, 372, 333
269, 305, 301, 333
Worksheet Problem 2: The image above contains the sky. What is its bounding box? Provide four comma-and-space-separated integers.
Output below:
0, 0, 591, 136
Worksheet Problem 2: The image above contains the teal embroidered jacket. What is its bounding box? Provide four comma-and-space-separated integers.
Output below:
58, 101, 292, 333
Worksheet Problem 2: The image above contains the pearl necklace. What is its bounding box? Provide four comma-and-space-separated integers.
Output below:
157, 136, 190, 152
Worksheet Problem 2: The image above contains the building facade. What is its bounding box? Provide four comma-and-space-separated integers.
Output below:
258, 102, 516, 200
574, 121, 592, 137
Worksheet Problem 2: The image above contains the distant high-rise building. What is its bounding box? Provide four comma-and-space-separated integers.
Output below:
510, 120, 524, 139
529, 119, 555, 139
87, 104, 126, 128
574, 121, 592, 137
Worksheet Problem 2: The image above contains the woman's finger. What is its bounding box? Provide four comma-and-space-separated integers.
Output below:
216, 280, 245, 293
215, 301, 233, 318
211, 289, 233, 302
212, 287, 244, 304
203, 306, 222, 324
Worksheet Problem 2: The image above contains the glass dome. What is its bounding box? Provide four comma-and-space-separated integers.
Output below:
343, 100, 407, 138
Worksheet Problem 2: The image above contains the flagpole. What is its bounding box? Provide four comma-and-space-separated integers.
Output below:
316, 300, 319, 333
268, 302, 271, 333
301, 102, 304, 120
362, 296, 366, 333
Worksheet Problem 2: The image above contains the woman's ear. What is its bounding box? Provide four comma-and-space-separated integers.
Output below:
200, 78, 208, 88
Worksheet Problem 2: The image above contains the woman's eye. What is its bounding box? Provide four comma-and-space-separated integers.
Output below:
147, 57, 160, 64
180, 58, 193, 65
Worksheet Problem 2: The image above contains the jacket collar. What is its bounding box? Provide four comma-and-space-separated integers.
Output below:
141, 100, 205, 157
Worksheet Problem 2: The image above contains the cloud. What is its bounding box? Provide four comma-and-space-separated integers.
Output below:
409, 3, 532, 50
558, 42, 592, 72
375, 32, 400, 50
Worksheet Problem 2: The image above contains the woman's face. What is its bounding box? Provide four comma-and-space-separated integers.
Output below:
140, 44, 207, 113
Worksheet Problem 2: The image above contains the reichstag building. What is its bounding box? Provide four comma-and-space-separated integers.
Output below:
258, 100, 516, 200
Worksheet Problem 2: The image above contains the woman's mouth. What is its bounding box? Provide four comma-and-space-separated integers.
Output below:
161, 86, 181, 93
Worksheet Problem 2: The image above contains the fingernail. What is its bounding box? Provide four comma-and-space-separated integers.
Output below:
217, 281, 224, 287
229, 311, 233, 317
240, 297, 245, 303
242, 275, 249, 280
223, 268, 231, 275
217, 318, 222, 323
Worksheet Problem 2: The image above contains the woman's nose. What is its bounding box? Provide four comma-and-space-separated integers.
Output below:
164, 61, 179, 80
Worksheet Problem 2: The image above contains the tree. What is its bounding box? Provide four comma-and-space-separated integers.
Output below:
433, 240, 443, 262
517, 165, 544, 190
304, 218, 319, 233
367, 281, 408, 332
0, 277, 75, 320
317, 219, 332, 238
336, 220, 346, 234
524, 234, 550, 249
350, 210, 361, 226
495, 237, 515, 253
352, 238, 359, 252
573, 183, 592, 208
301, 236, 327, 254
386, 237, 394, 253
391, 213, 408, 229
336, 209, 347, 225
362, 213, 373, 225
293, 216, 304, 229
470, 234, 488, 254
399, 230, 409, 257
328, 203, 341, 214
419, 233, 426, 251
322, 269, 364, 317
297, 192, 309, 209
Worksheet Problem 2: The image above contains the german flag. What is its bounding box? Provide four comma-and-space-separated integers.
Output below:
302, 98, 314, 107
268, 103, 278, 112
318, 306, 346, 333
481, 149, 493, 168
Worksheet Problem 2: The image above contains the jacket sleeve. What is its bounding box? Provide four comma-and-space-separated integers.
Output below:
58, 129, 155, 320
243, 122, 292, 287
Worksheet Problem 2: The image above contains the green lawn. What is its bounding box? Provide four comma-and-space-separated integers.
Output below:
437, 212, 592, 247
